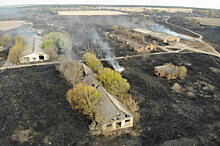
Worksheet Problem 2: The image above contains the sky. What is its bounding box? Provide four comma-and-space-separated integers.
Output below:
0, 0, 220, 9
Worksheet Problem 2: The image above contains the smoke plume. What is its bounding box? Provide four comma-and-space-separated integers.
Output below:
92, 31, 125, 72
149, 24, 192, 40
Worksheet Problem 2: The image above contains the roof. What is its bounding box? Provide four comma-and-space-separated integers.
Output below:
82, 64, 133, 124
133, 28, 170, 41
21, 35, 48, 57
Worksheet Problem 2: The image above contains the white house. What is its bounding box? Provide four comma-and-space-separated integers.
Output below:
19, 36, 49, 63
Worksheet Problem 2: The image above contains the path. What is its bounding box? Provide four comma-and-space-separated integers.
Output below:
0, 61, 59, 71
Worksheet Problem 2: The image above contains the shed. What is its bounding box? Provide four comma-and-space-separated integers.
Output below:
19, 36, 49, 63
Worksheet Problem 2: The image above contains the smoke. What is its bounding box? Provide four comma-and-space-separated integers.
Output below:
149, 24, 192, 40
91, 31, 125, 72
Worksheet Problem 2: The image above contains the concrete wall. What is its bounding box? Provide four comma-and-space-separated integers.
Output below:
103, 117, 133, 132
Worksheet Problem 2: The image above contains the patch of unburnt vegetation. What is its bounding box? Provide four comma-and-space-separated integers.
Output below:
42, 32, 72, 60
0, 34, 11, 49
8, 35, 26, 63
58, 57, 102, 125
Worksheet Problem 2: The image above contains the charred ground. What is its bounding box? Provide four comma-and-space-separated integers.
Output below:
0, 6, 220, 146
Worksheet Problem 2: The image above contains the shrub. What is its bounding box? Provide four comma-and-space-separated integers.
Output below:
43, 32, 72, 55
43, 32, 61, 47
8, 44, 24, 63
15, 35, 26, 46
178, 66, 187, 79
42, 40, 58, 60
82, 52, 103, 73
58, 57, 83, 86
42, 40, 57, 51
98, 67, 130, 97
66, 83, 102, 119
0, 34, 11, 48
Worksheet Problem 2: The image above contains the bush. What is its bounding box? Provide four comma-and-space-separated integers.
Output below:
0, 34, 11, 48
15, 35, 26, 46
9, 44, 24, 63
42, 40, 58, 60
58, 57, 83, 86
98, 67, 130, 97
66, 83, 102, 119
82, 52, 103, 73
178, 66, 187, 79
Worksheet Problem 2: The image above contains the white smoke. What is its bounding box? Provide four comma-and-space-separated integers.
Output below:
149, 24, 192, 40
92, 31, 125, 72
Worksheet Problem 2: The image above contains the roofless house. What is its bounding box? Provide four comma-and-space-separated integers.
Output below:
82, 64, 134, 132
19, 36, 49, 63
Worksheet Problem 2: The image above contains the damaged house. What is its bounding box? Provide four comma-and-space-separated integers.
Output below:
19, 36, 49, 63
104, 32, 156, 52
133, 28, 180, 43
82, 64, 134, 132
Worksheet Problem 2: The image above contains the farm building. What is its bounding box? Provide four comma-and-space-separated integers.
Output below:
19, 36, 49, 63
133, 28, 180, 43
105, 32, 156, 52
82, 64, 134, 132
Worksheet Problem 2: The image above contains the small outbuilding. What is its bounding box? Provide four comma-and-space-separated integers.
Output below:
19, 36, 49, 63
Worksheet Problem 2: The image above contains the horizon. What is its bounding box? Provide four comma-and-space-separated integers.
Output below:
0, 0, 219, 9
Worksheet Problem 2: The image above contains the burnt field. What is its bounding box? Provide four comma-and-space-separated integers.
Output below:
0, 53, 219, 145
118, 53, 220, 145
0, 6, 220, 146
0, 65, 90, 145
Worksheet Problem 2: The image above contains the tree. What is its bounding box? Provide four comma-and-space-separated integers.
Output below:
0, 34, 11, 48
82, 52, 103, 73
58, 57, 83, 86
8, 44, 24, 63
15, 35, 26, 46
42, 40, 58, 60
98, 67, 130, 97
8, 35, 26, 63
66, 83, 102, 119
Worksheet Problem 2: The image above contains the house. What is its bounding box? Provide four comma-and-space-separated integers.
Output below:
19, 36, 49, 63
133, 28, 180, 43
82, 64, 134, 132
155, 63, 178, 79
36, 29, 44, 36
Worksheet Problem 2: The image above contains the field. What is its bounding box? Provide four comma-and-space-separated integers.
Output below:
98, 7, 193, 13
186, 17, 220, 27
0, 21, 32, 31
58, 11, 128, 16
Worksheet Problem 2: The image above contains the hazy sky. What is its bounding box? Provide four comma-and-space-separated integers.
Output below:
0, 0, 219, 9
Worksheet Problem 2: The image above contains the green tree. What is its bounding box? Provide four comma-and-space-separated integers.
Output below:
98, 67, 130, 97
15, 35, 26, 46
82, 52, 103, 73
0, 34, 11, 48
8, 44, 24, 63
42, 40, 58, 59
66, 83, 102, 119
